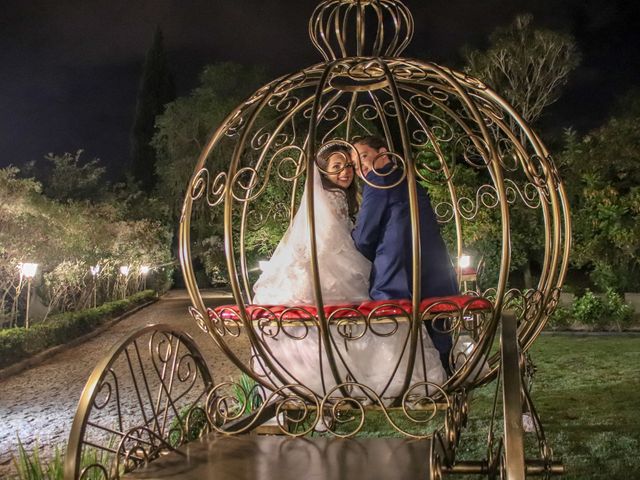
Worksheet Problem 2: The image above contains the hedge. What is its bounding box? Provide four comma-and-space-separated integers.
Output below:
0, 290, 157, 370
547, 289, 636, 331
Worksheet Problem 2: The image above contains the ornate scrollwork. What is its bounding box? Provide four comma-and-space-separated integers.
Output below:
66, 325, 214, 479
205, 306, 242, 337
206, 382, 320, 437
189, 168, 227, 207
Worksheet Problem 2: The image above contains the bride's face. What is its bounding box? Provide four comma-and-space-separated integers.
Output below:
324, 151, 354, 189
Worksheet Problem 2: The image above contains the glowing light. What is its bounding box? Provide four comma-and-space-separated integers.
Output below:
140, 265, 150, 275
19, 263, 38, 278
90, 265, 100, 276
120, 265, 130, 276
459, 255, 471, 269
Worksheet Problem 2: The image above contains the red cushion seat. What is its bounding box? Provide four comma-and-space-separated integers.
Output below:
210, 295, 492, 322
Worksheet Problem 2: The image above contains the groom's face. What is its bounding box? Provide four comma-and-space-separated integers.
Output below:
352, 143, 389, 178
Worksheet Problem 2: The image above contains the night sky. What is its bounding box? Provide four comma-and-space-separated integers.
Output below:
1, 0, 638, 177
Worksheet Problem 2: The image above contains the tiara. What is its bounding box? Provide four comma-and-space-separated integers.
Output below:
317, 140, 351, 157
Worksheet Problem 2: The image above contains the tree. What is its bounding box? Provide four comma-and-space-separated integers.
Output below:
130, 27, 175, 192
39, 150, 107, 202
464, 14, 580, 127
152, 62, 268, 284
464, 15, 580, 288
0, 165, 173, 325
153, 63, 267, 214
559, 91, 640, 292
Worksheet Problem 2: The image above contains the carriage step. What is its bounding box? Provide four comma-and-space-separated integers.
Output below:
125, 434, 433, 479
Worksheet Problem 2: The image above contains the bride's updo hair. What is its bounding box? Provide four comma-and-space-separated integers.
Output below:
316, 143, 359, 217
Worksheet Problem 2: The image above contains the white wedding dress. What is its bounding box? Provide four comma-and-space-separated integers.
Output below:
251, 167, 446, 401
252, 168, 370, 305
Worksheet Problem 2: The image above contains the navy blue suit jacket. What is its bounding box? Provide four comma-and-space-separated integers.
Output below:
352, 164, 458, 301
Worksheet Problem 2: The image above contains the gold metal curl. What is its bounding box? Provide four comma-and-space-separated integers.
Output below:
93, 377, 113, 410
355, 103, 380, 121
189, 168, 227, 207
402, 382, 448, 424
229, 146, 307, 203
318, 381, 447, 439
79, 464, 109, 480
275, 394, 319, 437
523, 153, 551, 189
152, 331, 174, 363
252, 307, 282, 339
366, 304, 408, 337
189, 306, 210, 335
205, 307, 242, 337
327, 308, 368, 340
355, 150, 408, 190
206, 382, 320, 436
176, 354, 196, 383
423, 309, 460, 335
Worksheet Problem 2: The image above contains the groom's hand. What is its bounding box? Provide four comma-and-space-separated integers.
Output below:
352, 143, 391, 179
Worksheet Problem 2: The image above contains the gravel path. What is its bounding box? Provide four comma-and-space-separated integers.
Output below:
0, 290, 247, 476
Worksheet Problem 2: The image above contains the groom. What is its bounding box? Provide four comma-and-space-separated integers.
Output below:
350, 136, 458, 373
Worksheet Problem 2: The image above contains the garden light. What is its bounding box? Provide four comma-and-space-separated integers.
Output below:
18, 263, 38, 329
120, 265, 130, 276
139, 265, 150, 290
19, 262, 38, 279
459, 255, 471, 269
90, 265, 100, 307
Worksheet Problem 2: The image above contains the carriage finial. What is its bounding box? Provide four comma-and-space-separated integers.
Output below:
309, 0, 414, 60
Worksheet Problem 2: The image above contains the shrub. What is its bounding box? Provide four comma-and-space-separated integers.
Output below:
0, 290, 156, 370
571, 289, 635, 331
547, 306, 573, 330
572, 290, 607, 328
603, 288, 634, 331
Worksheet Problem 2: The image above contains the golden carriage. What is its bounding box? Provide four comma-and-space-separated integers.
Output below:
65, 1, 570, 478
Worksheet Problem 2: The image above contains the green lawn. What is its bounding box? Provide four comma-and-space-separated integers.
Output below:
331, 334, 640, 478
453, 334, 640, 479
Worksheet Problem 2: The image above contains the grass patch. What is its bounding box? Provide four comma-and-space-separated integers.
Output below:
354, 334, 640, 479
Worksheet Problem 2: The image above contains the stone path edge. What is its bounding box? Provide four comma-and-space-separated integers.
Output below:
0, 299, 157, 381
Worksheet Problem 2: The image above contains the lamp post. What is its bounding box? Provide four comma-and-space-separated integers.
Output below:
458, 254, 477, 292
90, 265, 100, 307
120, 265, 130, 299
139, 265, 150, 291
19, 263, 38, 329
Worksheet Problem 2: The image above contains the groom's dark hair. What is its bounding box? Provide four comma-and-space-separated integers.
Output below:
353, 135, 388, 151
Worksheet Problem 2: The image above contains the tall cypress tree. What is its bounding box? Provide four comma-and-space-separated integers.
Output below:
130, 27, 175, 191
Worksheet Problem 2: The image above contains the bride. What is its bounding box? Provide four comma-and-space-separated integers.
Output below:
252, 143, 370, 304
251, 142, 446, 401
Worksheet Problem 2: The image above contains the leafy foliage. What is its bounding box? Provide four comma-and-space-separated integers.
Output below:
20, 150, 109, 202
571, 289, 634, 330
423, 154, 543, 289
0, 166, 172, 327
464, 14, 580, 126
152, 62, 268, 283
558, 93, 640, 291
549, 289, 635, 331
12, 435, 116, 480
